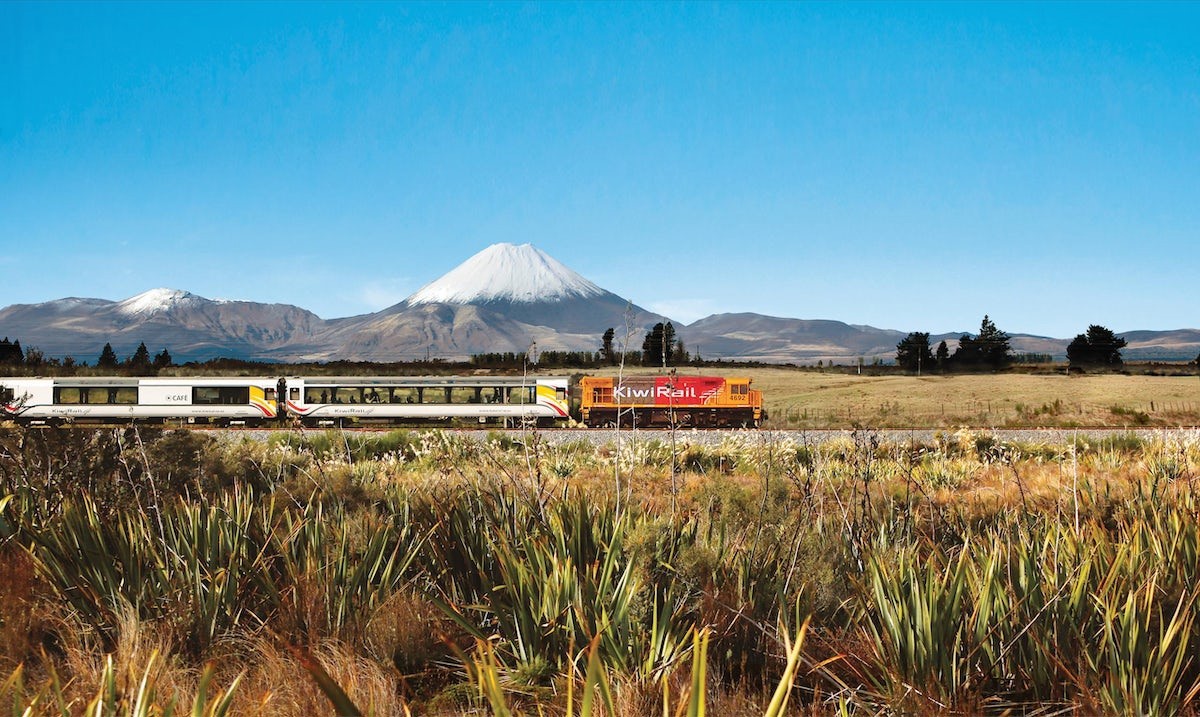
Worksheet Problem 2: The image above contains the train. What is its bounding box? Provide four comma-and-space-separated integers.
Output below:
0, 374, 762, 429
578, 375, 763, 428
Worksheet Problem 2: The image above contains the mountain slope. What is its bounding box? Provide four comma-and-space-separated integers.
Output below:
304, 243, 666, 360
0, 289, 324, 362
2, 246, 1198, 364
682, 313, 908, 363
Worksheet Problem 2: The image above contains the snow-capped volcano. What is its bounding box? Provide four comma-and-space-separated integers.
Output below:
116, 288, 208, 317
310, 243, 667, 360
406, 243, 605, 305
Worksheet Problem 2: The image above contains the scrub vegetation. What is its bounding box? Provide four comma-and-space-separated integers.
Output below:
2, 425, 1200, 715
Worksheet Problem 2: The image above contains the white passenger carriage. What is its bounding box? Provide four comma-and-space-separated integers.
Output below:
0, 377, 281, 426
283, 376, 570, 427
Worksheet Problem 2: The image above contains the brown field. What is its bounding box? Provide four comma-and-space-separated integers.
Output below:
578, 365, 1200, 428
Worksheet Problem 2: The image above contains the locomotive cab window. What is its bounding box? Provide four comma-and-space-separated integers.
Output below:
193, 386, 250, 405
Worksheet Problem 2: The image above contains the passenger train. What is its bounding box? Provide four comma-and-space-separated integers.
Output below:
0, 374, 762, 428
0, 376, 570, 427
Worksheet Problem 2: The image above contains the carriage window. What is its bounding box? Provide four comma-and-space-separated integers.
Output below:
290, 387, 300, 401
193, 386, 250, 405
421, 387, 448, 404
449, 387, 479, 404
55, 387, 83, 404
265, 388, 276, 401
327, 387, 365, 404
507, 387, 536, 404
54, 386, 137, 404
386, 387, 416, 404
112, 387, 138, 404
0, 387, 12, 404
306, 387, 328, 403
556, 387, 567, 401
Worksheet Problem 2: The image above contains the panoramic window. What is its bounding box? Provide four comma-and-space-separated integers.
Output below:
389, 387, 419, 404
449, 387, 479, 404
507, 386, 536, 404
54, 387, 83, 404
192, 386, 250, 405
111, 387, 137, 404
421, 387, 448, 404
326, 386, 366, 404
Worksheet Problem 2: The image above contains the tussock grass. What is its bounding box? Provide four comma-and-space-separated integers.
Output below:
3, 427, 1200, 714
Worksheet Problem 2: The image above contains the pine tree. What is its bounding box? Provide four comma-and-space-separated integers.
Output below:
153, 348, 173, 370
896, 332, 934, 373
0, 338, 23, 366
601, 328, 616, 365
951, 316, 1013, 370
642, 322, 678, 366
126, 342, 153, 376
98, 343, 119, 370
1067, 325, 1127, 369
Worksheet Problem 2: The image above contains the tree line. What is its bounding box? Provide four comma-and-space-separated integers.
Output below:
895, 318, 1137, 373
0, 338, 173, 376
4, 322, 1193, 377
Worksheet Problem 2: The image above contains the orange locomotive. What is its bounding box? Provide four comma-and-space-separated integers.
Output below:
578, 375, 763, 428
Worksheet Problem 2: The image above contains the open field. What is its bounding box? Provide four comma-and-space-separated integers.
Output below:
4, 425, 1200, 714
582, 365, 1200, 429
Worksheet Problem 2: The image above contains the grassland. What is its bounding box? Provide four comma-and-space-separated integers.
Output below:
582, 365, 1200, 429
3, 424, 1200, 714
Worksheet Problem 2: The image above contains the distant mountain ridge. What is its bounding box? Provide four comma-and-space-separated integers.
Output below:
2, 244, 1198, 364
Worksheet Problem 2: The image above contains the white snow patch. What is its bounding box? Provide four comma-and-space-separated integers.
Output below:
116, 288, 206, 316
407, 243, 605, 305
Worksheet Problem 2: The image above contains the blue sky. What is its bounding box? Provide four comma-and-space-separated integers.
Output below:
3, 1, 1198, 338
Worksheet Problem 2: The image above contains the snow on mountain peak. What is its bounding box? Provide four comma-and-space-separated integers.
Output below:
406, 243, 605, 305
116, 288, 205, 316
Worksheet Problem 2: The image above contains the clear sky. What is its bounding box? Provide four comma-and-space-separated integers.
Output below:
3, 1, 1198, 338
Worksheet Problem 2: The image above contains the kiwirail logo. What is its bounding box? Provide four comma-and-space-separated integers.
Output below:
614, 384, 700, 401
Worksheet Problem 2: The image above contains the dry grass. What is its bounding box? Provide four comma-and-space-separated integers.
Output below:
6, 426, 1200, 715
576, 366, 1200, 428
